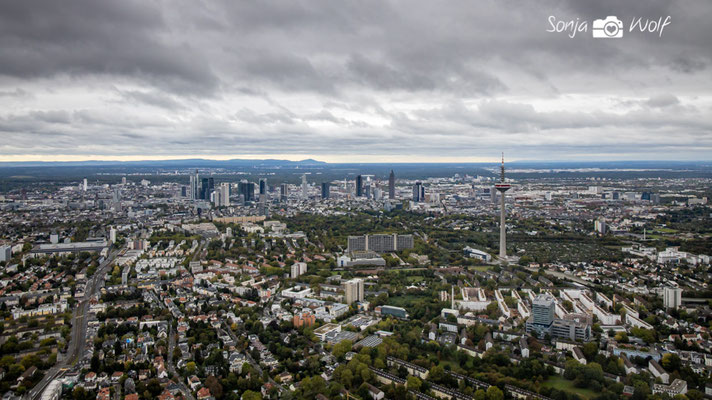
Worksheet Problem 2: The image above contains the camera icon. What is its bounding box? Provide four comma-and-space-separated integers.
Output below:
592, 16, 623, 38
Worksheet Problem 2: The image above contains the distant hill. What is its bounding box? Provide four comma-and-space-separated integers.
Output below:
0, 158, 327, 168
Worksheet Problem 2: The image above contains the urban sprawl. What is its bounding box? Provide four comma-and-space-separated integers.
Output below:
0, 161, 710, 400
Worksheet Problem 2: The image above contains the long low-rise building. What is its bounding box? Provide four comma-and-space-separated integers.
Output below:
386, 357, 429, 379
376, 305, 409, 319
30, 239, 108, 257
653, 379, 687, 396
12, 301, 68, 319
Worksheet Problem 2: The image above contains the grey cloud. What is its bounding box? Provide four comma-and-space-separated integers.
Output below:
0, 88, 32, 98
646, 94, 679, 108
118, 89, 185, 110
0, 0, 710, 160
0, 0, 218, 95
29, 110, 72, 125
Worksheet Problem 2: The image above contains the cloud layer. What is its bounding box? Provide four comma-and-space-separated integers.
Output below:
0, 0, 710, 161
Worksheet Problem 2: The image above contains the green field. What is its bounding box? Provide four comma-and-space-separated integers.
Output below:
542, 376, 596, 399
656, 228, 678, 233
471, 266, 492, 272
406, 276, 425, 283
387, 294, 424, 307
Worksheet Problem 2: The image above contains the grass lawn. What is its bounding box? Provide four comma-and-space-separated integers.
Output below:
406, 276, 424, 283
388, 294, 425, 307
656, 228, 678, 233
471, 266, 492, 272
543, 376, 596, 399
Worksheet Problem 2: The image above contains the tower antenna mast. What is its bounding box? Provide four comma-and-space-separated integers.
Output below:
494, 153, 512, 263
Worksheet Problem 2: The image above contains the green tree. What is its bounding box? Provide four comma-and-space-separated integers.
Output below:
582, 342, 598, 360
241, 390, 262, 400
661, 353, 681, 372
429, 365, 445, 382
72, 386, 90, 400
407, 376, 422, 391
486, 386, 504, 400
333, 365, 354, 388
332, 340, 353, 360
186, 361, 197, 374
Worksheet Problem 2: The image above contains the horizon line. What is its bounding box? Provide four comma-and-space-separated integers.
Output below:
0, 157, 709, 165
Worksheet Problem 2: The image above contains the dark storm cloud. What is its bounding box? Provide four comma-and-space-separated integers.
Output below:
0, 0, 710, 160
0, 0, 219, 95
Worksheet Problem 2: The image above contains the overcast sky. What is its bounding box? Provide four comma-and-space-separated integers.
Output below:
0, 0, 710, 163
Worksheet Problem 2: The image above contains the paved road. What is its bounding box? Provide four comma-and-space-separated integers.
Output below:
28, 250, 119, 400
167, 324, 196, 400
525, 266, 594, 287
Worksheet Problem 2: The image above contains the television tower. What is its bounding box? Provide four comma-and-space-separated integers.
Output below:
494, 153, 511, 262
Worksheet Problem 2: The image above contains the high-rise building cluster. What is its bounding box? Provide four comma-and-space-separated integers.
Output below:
181, 168, 401, 213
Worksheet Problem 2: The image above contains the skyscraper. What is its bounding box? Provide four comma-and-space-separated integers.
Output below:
344, 278, 364, 304
388, 170, 395, 199
356, 175, 363, 197
201, 177, 214, 200
238, 180, 255, 202
189, 169, 200, 200
321, 182, 330, 199
301, 174, 308, 199
494, 154, 511, 261
412, 182, 424, 202
189, 173, 196, 200
218, 183, 230, 207
259, 178, 267, 195
280, 183, 288, 201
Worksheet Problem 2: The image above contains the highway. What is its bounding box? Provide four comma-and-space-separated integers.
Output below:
27, 250, 119, 400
